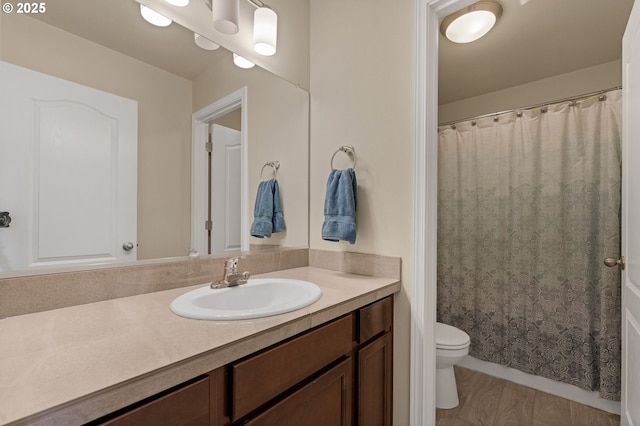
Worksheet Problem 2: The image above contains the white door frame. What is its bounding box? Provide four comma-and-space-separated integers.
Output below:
191, 87, 249, 256
411, 0, 476, 424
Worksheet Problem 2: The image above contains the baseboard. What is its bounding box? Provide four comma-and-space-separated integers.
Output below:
458, 356, 621, 415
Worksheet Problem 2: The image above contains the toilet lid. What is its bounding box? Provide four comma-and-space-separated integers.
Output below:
436, 322, 470, 348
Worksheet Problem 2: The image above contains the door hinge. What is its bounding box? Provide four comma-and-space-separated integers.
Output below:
205, 142, 212, 153
205, 220, 212, 231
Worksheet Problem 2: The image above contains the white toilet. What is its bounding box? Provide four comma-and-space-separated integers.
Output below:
435, 322, 470, 409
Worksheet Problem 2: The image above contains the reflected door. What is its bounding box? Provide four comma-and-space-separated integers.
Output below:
0, 61, 137, 272
209, 124, 241, 253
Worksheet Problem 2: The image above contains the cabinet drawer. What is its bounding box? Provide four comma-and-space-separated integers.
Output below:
96, 376, 209, 426
244, 358, 353, 426
232, 314, 353, 420
358, 296, 393, 343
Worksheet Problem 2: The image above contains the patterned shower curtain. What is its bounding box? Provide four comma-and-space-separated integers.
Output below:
437, 90, 622, 400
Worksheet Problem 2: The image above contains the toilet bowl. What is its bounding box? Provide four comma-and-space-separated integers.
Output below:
436, 322, 470, 409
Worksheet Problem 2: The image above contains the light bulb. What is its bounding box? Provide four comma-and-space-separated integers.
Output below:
253, 7, 277, 56
164, 0, 189, 6
213, 0, 239, 35
233, 53, 255, 69
194, 33, 220, 50
140, 5, 172, 27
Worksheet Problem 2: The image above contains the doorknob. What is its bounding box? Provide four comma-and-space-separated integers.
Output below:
604, 256, 625, 270
0, 212, 11, 228
122, 242, 135, 251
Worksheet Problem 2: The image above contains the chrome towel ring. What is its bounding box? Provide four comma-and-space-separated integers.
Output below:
330, 146, 356, 170
260, 161, 280, 181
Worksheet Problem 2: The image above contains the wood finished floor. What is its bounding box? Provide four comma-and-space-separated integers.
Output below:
436, 367, 620, 426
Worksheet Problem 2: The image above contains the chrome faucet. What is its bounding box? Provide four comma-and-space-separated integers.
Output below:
211, 257, 250, 289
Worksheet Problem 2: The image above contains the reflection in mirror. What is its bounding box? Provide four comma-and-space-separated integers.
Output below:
210, 109, 242, 255
0, 0, 309, 277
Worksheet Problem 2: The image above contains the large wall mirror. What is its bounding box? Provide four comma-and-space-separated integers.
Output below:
0, 0, 309, 276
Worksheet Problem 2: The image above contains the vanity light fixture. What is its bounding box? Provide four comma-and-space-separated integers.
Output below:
213, 0, 240, 35
253, 6, 277, 56
194, 33, 221, 50
233, 53, 255, 69
205, 0, 278, 56
440, 1, 502, 43
140, 4, 172, 27
164, 0, 189, 6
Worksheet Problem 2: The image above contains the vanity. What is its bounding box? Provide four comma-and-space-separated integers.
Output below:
91, 296, 392, 426
0, 258, 400, 426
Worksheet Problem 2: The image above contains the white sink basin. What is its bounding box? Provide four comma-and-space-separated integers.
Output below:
169, 278, 322, 320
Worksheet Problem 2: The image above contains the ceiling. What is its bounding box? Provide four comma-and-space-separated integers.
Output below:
30, 0, 229, 81
29, 0, 634, 103
439, 0, 635, 104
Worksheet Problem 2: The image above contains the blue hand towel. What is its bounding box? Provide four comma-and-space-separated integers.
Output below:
251, 179, 286, 238
272, 180, 286, 233
322, 168, 357, 244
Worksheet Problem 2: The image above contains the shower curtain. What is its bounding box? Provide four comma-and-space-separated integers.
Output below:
437, 90, 622, 400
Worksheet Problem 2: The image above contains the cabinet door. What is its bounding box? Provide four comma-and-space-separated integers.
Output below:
96, 376, 209, 426
244, 358, 353, 426
232, 315, 353, 420
358, 333, 392, 426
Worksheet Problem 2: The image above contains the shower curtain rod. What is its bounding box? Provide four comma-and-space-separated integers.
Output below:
438, 86, 622, 127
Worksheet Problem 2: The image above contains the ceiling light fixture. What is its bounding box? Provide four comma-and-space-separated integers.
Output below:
164, 0, 189, 6
140, 4, 172, 27
194, 33, 221, 50
233, 53, 255, 69
253, 7, 277, 56
440, 1, 502, 43
213, 0, 240, 35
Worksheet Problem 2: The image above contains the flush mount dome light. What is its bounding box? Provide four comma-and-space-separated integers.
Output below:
440, 1, 502, 43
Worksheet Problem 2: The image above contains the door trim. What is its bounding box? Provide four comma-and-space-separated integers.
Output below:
191, 87, 248, 256
411, 1, 476, 424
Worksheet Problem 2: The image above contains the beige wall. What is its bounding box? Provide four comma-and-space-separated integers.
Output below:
309, 0, 415, 424
1, 15, 193, 260
439, 60, 622, 124
193, 56, 310, 249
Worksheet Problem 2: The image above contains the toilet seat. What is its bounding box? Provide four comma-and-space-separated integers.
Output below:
436, 322, 470, 350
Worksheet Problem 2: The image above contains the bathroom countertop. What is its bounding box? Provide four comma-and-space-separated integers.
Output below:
0, 266, 400, 425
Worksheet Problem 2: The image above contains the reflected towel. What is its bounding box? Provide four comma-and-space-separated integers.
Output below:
322, 168, 357, 244
251, 179, 286, 238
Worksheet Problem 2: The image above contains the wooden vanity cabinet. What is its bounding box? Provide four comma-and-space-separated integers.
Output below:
235, 296, 394, 426
88, 297, 393, 426
90, 376, 211, 426
243, 358, 353, 426
356, 296, 393, 426
230, 314, 353, 421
